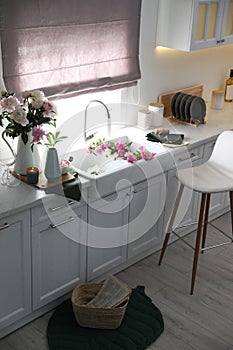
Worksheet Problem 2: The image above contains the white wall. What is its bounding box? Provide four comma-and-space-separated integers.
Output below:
139, 0, 233, 105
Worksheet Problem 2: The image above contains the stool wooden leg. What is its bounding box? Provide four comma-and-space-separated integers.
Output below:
229, 191, 233, 239
190, 193, 207, 295
158, 183, 184, 265
201, 193, 211, 254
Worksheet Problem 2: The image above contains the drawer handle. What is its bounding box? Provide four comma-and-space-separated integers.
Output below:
49, 200, 75, 212
178, 152, 197, 162
50, 217, 75, 228
0, 223, 10, 231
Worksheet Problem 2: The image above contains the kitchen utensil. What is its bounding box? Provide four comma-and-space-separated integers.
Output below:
184, 95, 196, 122
174, 93, 185, 119
179, 93, 191, 121
171, 92, 181, 117
190, 96, 206, 124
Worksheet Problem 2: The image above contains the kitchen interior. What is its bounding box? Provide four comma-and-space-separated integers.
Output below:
1, 0, 233, 349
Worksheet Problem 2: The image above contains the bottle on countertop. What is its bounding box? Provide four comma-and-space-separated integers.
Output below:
224, 69, 233, 102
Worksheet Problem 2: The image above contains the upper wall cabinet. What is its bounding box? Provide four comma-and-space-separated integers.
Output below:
156, 0, 233, 51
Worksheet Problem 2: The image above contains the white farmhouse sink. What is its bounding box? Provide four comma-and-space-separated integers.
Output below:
64, 134, 166, 199
67, 136, 142, 180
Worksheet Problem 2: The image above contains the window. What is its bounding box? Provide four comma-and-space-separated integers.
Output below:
0, 0, 141, 99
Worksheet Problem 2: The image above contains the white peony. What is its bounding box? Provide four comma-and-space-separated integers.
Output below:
11, 107, 29, 126
30, 90, 45, 101
102, 148, 112, 157
30, 90, 45, 109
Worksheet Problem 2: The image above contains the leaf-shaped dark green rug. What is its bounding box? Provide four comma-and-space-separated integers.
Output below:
47, 286, 164, 350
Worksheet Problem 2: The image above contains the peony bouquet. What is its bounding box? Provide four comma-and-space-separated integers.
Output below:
0, 90, 57, 144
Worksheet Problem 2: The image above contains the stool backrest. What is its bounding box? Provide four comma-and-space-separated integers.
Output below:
209, 130, 233, 173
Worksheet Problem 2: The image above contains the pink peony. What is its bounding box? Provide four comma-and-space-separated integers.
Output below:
102, 142, 111, 149
43, 101, 57, 116
95, 145, 104, 154
125, 152, 137, 163
86, 146, 93, 154
115, 140, 127, 150
1, 96, 20, 112
118, 149, 126, 157
139, 146, 156, 160
32, 126, 47, 143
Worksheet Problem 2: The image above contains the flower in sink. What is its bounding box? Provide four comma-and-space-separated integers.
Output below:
87, 138, 156, 163
125, 152, 137, 163
139, 146, 156, 160
60, 159, 71, 174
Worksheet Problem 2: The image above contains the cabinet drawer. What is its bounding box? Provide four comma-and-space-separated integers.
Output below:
31, 195, 81, 225
172, 144, 204, 169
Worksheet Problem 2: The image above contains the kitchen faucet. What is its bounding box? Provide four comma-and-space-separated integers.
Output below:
84, 100, 111, 143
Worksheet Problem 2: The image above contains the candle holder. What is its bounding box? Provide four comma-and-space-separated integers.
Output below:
26, 167, 39, 184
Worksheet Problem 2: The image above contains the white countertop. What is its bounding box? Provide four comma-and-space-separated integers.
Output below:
0, 102, 232, 218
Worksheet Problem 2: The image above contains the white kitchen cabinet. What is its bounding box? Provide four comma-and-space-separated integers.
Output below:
0, 210, 31, 330
87, 189, 129, 281
156, 0, 233, 51
87, 173, 167, 279
127, 174, 166, 259
31, 202, 87, 309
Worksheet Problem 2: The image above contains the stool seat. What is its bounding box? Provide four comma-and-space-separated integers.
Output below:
158, 130, 233, 294
178, 161, 233, 193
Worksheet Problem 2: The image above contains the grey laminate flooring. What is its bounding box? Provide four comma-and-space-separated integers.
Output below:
1, 212, 233, 350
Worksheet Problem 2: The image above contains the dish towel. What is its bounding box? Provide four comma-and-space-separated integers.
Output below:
146, 132, 184, 145
45, 173, 81, 201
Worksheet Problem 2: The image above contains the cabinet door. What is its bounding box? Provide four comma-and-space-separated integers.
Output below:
87, 189, 129, 281
221, 0, 233, 45
32, 204, 87, 310
128, 174, 166, 259
164, 145, 204, 237
191, 0, 224, 50
156, 0, 228, 51
0, 211, 31, 331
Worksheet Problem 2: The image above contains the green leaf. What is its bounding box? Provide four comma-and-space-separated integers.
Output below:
22, 133, 28, 145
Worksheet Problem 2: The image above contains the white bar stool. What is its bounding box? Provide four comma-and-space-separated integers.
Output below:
158, 130, 233, 294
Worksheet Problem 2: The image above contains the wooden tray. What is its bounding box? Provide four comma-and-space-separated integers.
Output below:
13, 170, 75, 189
158, 84, 203, 118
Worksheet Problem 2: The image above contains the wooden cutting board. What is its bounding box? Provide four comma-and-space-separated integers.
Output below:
12, 170, 75, 189
158, 84, 203, 118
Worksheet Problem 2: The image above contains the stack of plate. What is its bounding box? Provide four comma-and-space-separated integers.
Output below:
171, 92, 206, 124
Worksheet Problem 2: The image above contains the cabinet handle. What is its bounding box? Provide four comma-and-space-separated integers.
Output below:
217, 39, 225, 44
0, 222, 10, 231
50, 216, 75, 228
178, 152, 197, 162
49, 200, 75, 212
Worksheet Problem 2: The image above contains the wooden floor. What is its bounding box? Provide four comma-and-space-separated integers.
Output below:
1, 212, 233, 350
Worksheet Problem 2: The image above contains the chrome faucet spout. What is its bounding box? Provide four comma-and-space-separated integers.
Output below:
84, 100, 111, 143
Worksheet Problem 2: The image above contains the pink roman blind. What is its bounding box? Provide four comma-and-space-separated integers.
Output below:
0, 0, 141, 98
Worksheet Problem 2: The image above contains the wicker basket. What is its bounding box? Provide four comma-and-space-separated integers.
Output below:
71, 282, 130, 329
